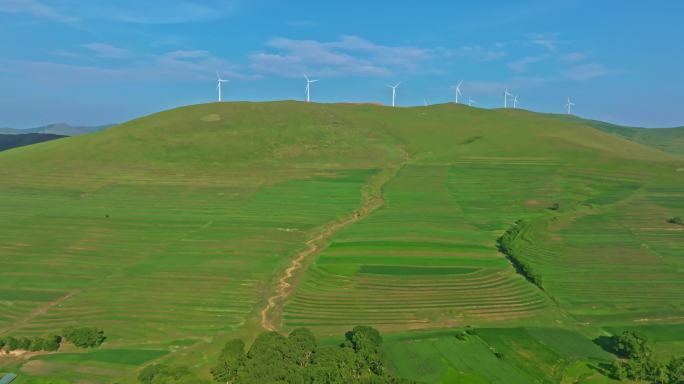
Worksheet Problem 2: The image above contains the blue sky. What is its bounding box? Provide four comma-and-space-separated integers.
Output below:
1, 0, 683, 128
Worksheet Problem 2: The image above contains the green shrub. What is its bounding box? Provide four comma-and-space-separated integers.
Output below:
62, 326, 106, 348
497, 220, 543, 289
667, 216, 683, 225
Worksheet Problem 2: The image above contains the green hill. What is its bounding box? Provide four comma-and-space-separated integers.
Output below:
552, 115, 684, 155
0, 102, 682, 383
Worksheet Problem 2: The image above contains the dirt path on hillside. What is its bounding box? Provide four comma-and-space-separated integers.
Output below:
0, 289, 80, 336
260, 163, 406, 331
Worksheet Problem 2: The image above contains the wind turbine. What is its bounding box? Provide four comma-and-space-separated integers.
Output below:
387, 81, 402, 107
216, 72, 229, 102
565, 97, 576, 115
303, 74, 318, 103
513, 94, 519, 109
504, 88, 513, 108
468, 97, 476, 107
452, 80, 463, 104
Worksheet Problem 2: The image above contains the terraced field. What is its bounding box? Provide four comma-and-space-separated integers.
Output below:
282, 162, 569, 332
512, 166, 684, 323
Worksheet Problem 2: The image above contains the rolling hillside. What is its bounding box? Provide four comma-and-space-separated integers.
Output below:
554, 115, 684, 155
0, 102, 682, 383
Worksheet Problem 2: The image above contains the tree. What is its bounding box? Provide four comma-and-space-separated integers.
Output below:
613, 331, 651, 360
668, 357, 684, 383
289, 328, 317, 367
5, 336, 19, 351
43, 335, 62, 351
343, 326, 385, 376
210, 339, 245, 383
62, 326, 106, 348
29, 337, 45, 352
17, 337, 31, 350
203, 327, 417, 384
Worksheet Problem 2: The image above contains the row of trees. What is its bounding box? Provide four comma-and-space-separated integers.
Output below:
0, 335, 61, 352
606, 331, 683, 383
139, 326, 416, 384
497, 220, 543, 289
0, 326, 105, 353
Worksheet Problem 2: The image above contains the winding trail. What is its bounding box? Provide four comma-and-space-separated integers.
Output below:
260, 163, 406, 331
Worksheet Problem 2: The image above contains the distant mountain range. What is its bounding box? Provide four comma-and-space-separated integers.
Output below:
0, 123, 112, 136
0, 133, 67, 152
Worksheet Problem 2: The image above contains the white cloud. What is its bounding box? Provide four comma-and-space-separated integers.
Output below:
448, 45, 507, 62
564, 63, 618, 81
508, 54, 550, 73
0, 0, 76, 22
104, 1, 233, 24
250, 36, 434, 78
82, 43, 130, 59
526, 33, 559, 52
0, 47, 253, 85
560, 52, 587, 63
471, 77, 551, 96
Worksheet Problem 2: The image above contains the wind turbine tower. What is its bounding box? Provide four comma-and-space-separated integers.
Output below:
504, 88, 513, 108
452, 80, 463, 104
216, 72, 229, 102
303, 74, 319, 103
513, 94, 519, 109
565, 97, 576, 115
468, 97, 475, 107
387, 82, 402, 107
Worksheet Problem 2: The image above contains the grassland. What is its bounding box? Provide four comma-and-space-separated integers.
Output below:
0, 101, 683, 383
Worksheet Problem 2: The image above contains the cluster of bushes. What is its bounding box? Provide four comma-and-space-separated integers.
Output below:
62, 326, 106, 348
497, 220, 543, 289
0, 335, 62, 352
667, 216, 683, 225
454, 325, 477, 341
606, 331, 684, 383
139, 326, 416, 384
0, 326, 105, 354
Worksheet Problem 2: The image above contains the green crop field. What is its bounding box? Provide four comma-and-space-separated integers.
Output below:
0, 102, 683, 383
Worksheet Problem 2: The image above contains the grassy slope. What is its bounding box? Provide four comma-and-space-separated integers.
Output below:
0, 101, 682, 383
552, 114, 684, 155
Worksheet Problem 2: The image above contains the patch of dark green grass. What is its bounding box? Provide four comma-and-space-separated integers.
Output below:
358, 265, 477, 275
